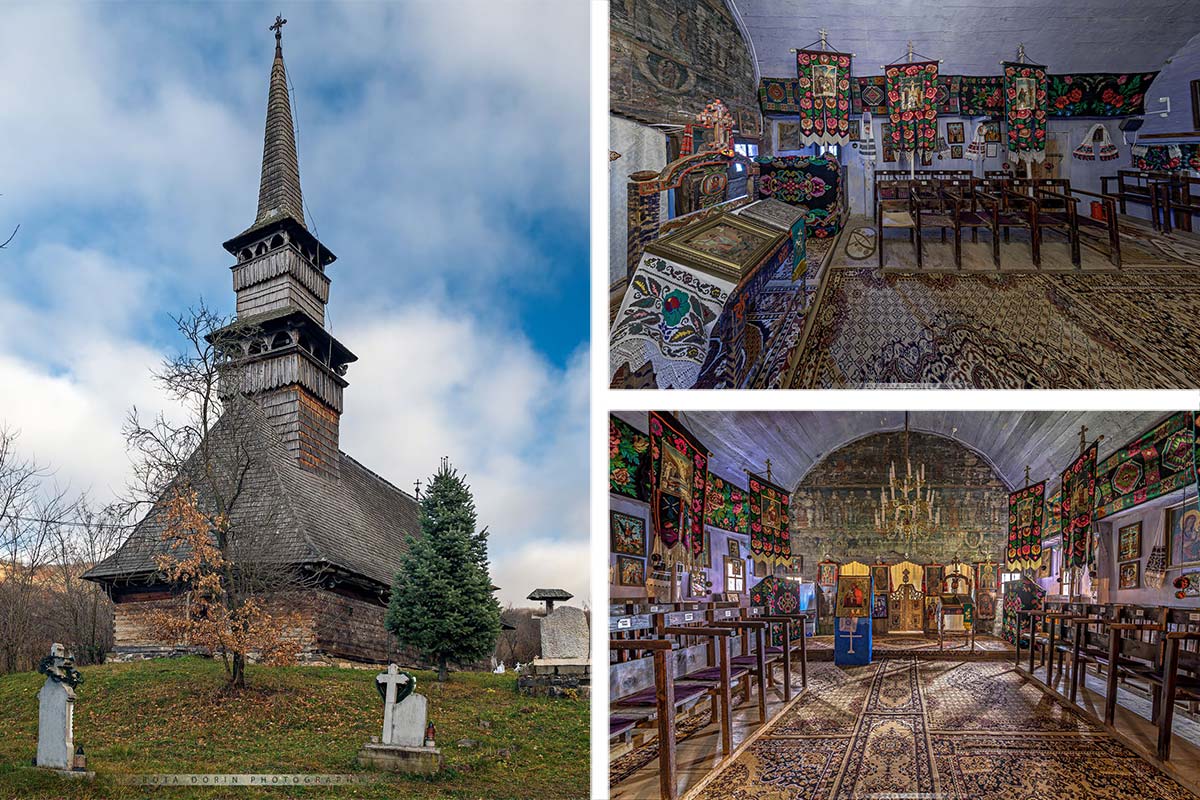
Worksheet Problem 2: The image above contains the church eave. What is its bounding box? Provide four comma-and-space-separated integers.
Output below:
222, 215, 336, 267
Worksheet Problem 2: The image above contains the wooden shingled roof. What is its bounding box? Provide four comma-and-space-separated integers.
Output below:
84, 403, 420, 591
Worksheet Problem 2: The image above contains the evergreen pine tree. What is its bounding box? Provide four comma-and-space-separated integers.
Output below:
386, 458, 501, 681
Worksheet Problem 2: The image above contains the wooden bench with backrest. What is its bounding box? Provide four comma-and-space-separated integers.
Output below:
709, 608, 773, 723
609, 612, 683, 800
1101, 169, 1172, 229
1099, 604, 1169, 726
1161, 174, 1200, 234
942, 178, 1001, 268
656, 607, 743, 759
1061, 602, 1113, 703
1151, 607, 1200, 759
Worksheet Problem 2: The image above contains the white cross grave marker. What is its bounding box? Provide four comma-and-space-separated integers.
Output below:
377, 664, 413, 744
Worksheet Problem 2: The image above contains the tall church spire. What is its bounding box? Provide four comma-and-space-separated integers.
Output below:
219, 17, 355, 480
254, 15, 305, 230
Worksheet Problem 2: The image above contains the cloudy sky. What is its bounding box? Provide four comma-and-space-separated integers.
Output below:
0, 2, 589, 606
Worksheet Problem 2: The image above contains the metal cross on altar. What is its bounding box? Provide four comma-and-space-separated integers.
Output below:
842, 622, 863, 654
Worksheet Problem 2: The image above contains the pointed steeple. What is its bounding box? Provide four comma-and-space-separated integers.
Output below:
254, 15, 305, 230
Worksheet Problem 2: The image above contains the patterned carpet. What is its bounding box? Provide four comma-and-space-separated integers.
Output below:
787, 266, 1200, 388
688, 659, 1200, 800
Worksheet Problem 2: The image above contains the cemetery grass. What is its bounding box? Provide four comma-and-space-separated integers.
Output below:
0, 657, 589, 800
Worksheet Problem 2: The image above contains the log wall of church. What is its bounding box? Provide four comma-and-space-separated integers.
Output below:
610, 0, 760, 137
790, 432, 1009, 579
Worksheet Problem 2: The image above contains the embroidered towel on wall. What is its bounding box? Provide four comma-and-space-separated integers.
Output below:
796, 49, 852, 146
1003, 62, 1049, 164
885, 60, 939, 153
965, 122, 987, 160
1072, 123, 1119, 161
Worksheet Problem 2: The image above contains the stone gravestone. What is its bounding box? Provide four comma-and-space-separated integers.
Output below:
538, 606, 589, 660
357, 664, 442, 774
36, 643, 82, 770
518, 605, 590, 698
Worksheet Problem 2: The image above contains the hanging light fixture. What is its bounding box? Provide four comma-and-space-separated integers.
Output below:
874, 412, 941, 556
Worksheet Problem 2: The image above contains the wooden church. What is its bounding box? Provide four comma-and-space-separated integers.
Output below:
609, 410, 1200, 799
84, 24, 421, 664
608, 1, 1200, 389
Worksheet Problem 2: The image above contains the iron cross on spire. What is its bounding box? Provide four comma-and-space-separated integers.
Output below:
413, 479, 422, 500
270, 14, 287, 47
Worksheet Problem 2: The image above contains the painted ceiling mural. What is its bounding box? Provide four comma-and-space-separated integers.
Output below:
790, 431, 1009, 575
610, 0, 761, 135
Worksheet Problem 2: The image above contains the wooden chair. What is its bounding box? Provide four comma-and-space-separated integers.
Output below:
743, 605, 796, 701
980, 177, 1042, 267
1101, 169, 1172, 229
609, 612, 685, 800
1025, 179, 1083, 267
944, 179, 1001, 268
877, 180, 922, 269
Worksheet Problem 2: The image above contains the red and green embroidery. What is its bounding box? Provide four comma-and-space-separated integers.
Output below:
885, 60, 939, 153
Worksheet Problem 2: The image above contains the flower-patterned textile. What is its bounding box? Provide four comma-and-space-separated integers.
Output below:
648, 411, 709, 563
609, 415, 650, 501
1003, 62, 1049, 164
1002, 578, 1046, 645
1048, 72, 1158, 117
749, 474, 791, 572
1007, 482, 1045, 571
704, 471, 749, 534
795, 49, 852, 146
1131, 143, 1200, 172
609, 253, 735, 389
959, 75, 1004, 116
754, 156, 843, 238
750, 576, 805, 646
1060, 441, 1099, 570
885, 60, 939, 154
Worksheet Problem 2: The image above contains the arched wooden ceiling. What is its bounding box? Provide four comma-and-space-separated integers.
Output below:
729, 0, 1200, 79
613, 410, 1175, 491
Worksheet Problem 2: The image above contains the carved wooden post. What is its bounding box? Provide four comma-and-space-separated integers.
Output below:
627, 171, 662, 282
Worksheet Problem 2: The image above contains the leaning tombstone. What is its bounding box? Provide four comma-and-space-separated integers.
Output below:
357, 664, 442, 774
36, 644, 88, 774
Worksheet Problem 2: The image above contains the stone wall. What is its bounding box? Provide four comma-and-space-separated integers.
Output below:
610, 0, 759, 136
790, 432, 1010, 576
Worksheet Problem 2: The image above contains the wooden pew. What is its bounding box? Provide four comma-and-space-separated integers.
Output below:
657, 607, 743, 757
1161, 175, 1200, 234
1152, 607, 1200, 760
1061, 603, 1112, 703
1099, 605, 1168, 726
609, 612, 684, 800
943, 179, 1001, 268
711, 611, 772, 723
1100, 169, 1172, 229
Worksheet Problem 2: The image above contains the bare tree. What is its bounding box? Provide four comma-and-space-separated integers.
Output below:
0, 427, 75, 672
121, 302, 307, 688
47, 501, 121, 665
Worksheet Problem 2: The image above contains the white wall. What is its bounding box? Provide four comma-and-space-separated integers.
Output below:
1139, 30, 1200, 140
609, 116, 667, 287
1099, 487, 1200, 609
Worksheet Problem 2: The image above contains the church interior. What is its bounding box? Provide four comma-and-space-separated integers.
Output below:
609, 1, 1200, 389
609, 410, 1200, 799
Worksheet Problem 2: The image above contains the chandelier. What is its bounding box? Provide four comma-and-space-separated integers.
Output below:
874, 412, 941, 555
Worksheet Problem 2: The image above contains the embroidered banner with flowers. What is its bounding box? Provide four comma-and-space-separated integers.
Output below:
609, 415, 651, 501
704, 471, 749, 534
1003, 62, 1049, 163
1060, 441, 1099, 570
1007, 481, 1046, 571
648, 411, 709, 565
885, 60, 939, 153
1048, 72, 1158, 117
1094, 411, 1195, 520
795, 49, 852, 146
748, 473, 791, 573
1044, 485, 1063, 541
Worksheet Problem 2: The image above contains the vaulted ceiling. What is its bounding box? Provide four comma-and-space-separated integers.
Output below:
729, 0, 1200, 78
614, 410, 1177, 491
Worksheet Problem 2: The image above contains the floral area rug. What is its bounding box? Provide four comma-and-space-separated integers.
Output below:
688, 659, 1200, 800
788, 266, 1200, 388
